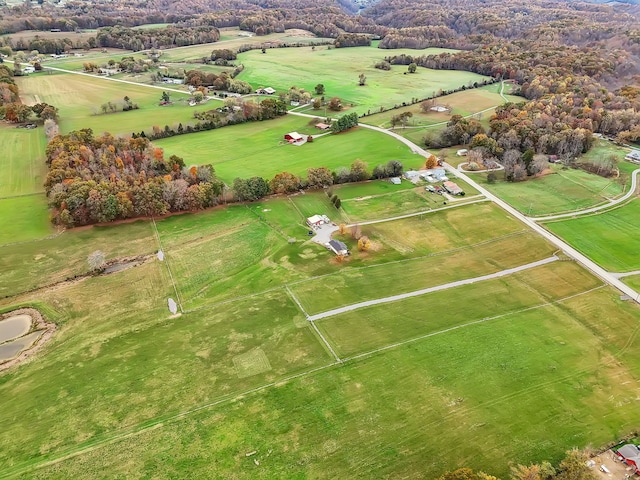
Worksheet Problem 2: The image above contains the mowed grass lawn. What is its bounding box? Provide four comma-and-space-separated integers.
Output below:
14, 284, 640, 480
237, 45, 489, 114
545, 198, 640, 272
483, 164, 626, 216
17, 72, 198, 135
0, 194, 53, 245
155, 116, 421, 183
0, 125, 47, 197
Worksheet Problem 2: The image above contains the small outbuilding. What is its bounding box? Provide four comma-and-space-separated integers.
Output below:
284, 132, 304, 143
626, 150, 640, 163
443, 181, 464, 195
456, 149, 468, 156
327, 240, 349, 256
256, 87, 276, 95
307, 214, 330, 227
315, 123, 331, 131
389, 177, 401, 185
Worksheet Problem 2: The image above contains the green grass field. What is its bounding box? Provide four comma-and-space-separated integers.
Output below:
17, 72, 197, 135
3, 35, 640, 480
544, 198, 640, 272
236, 45, 489, 115
483, 164, 626, 216
0, 125, 47, 198
155, 116, 422, 183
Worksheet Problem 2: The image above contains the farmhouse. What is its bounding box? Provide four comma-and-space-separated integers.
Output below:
626, 150, 640, 163
315, 123, 331, 131
443, 181, 464, 195
421, 168, 448, 182
404, 170, 421, 183
256, 87, 276, 95
307, 214, 330, 227
327, 239, 349, 256
616, 444, 640, 473
284, 132, 304, 143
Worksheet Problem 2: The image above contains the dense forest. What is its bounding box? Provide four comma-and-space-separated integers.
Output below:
45, 130, 224, 226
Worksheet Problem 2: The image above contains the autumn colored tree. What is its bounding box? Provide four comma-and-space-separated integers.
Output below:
269, 172, 301, 194
357, 235, 371, 251
307, 167, 333, 188
425, 155, 438, 169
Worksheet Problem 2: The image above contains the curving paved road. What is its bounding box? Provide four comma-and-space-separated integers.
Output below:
531, 169, 640, 222
308, 256, 559, 321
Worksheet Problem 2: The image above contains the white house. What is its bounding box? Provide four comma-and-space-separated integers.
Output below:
626, 150, 640, 163
307, 214, 330, 227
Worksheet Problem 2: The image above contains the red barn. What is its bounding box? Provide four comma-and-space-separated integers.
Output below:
284, 132, 304, 143
617, 444, 640, 473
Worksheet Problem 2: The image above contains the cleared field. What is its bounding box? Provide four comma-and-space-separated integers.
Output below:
545, 198, 640, 272
0, 220, 156, 298
17, 72, 197, 135
236, 45, 489, 115
0, 125, 47, 198
13, 285, 640, 480
0, 194, 53, 246
155, 116, 421, 183
316, 260, 602, 356
484, 164, 626, 216
291, 232, 557, 316
0, 266, 330, 476
362, 83, 522, 128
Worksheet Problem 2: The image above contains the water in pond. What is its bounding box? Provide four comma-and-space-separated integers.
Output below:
0, 331, 43, 362
0, 315, 32, 343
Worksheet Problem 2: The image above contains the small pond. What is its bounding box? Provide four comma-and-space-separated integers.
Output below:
0, 331, 43, 362
0, 314, 32, 343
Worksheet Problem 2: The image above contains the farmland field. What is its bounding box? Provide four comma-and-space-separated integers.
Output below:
155, 116, 422, 183
544, 198, 640, 272
483, 164, 627, 216
17, 72, 197, 135
236, 45, 490, 114
4, 26, 640, 480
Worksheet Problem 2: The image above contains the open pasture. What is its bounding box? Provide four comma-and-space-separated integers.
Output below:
362, 83, 522, 128
0, 194, 53, 246
483, 164, 626, 216
236, 45, 489, 115
545, 198, 640, 272
17, 72, 197, 135
10, 282, 640, 480
0, 124, 47, 198
155, 116, 421, 183
290, 231, 557, 316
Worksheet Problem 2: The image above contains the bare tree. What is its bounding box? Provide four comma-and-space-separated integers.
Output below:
87, 250, 106, 272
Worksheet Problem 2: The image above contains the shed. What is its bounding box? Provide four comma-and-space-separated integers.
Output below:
626, 150, 640, 163
327, 240, 349, 256
443, 181, 464, 195
456, 149, 468, 156
284, 132, 304, 142
307, 215, 326, 227
256, 87, 276, 95
617, 444, 640, 473
389, 177, 401, 185
315, 123, 331, 130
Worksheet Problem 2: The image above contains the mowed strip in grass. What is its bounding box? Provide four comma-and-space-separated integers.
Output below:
545, 198, 640, 272
291, 232, 557, 316
236, 45, 489, 115
0, 125, 47, 197
17, 285, 640, 480
0, 194, 53, 246
17, 72, 197, 135
155, 117, 421, 183
0, 265, 331, 474
315, 260, 602, 357
483, 164, 626, 216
